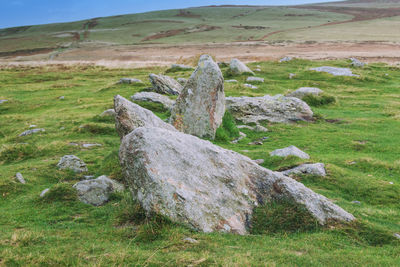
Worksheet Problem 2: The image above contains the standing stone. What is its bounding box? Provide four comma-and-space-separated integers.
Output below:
19, 128, 45, 137
15, 172, 26, 184
57, 155, 88, 173
229, 58, 255, 75
170, 55, 225, 139
119, 127, 355, 235
114, 95, 177, 139
246, 77, 264, 83
310, 66, 359, 77
149, 74, 183, 95
280, 56, 293, 62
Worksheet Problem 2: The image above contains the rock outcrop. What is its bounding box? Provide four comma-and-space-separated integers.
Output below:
229, 58, 255, 75
118, 78, 143, 84
131, 92, 175, 110
246, 77, 264, 83
170, 55, 225, 139
149, 74, 183, 95
114, 95, 177, 139
119, 127, 355, 235
226, 95, 313, 124
19, 128, 45, 137
310, 66, 359, 77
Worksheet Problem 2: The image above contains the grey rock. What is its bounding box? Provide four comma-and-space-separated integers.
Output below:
15, 172, 26, 184
287, 87, 324, 99
394, 233, 400, 239
243, 84, 258, 89
119, 127, 355, 235
254, 159, 265, 165
226, 79, 238, 83
229, 58, 255, 75
131, 92, 175, 110
246, 77, 264, 83
280, 56, 293, 62
149, 74, 183, 95
57, 155, 88, 173
0, 99, 8, 104
73, 175, 124, 206
40, 188, 50, 198
82, 143, 102, 148
270, 146, 310, 159
248, 141, 263, 145
119, 78, 143, 84
170, 55, 225, 139
226, 95, 313, 124
59, 96, 65, 100
183, 237, 199, 244
255, 124, 268, 132
231, 132, 246, 144
237, 125, 255, 130
350, 58, 365, 67
282, 163, 326, 177
177, 78, 188, 86
100, 109, 116, 117
170, 64, 193, 70
114, 95, 177, 139
310, 66, 359, 77
254, 68, 262, 72
19, 128, 45, 137
289, 73, 296, 79
352, 201, 361, 204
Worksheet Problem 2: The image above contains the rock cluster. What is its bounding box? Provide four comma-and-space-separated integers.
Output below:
270, 146, 310, 159
19, 128, 45, 137
282, 163, 326, 177
287, 87, 323, 99
57, 155, 88, 173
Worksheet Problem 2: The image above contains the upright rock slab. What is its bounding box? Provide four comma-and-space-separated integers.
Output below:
170, 55, 225, 139
226, 94, 313, 124
229, 58, 255, 75
119, 127, 355, 235
149, 74, 183, 95
114, 95, 176, 139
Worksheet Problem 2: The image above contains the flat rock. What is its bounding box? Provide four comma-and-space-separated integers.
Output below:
243, 84, 258, 89
114, 95, 177, 139
73, 175, 124, 206
119, 127, 355, 235
229, 58, 255, 75
270, 146, 310, 159
19, 128, 45, 137
310, 66, 359, 77
287, 87, 324, 99
0, 99, 8, 104
280, 56, 293, 62
131, 92, 175, 110
119, 78, 143, 84
15, 172, 26, 184
57, 155, 88, 173
149, 74, 183, 95
226, 94, 313, 124
282, 163, 326, 177
100, 109, 116, 117
350, 58, 365, 67
226, 79, 238, 83
82, 143, 102, 148
246, 77, 264, 83
171, 55, 225, 139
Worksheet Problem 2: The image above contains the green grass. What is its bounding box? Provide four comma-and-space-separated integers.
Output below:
1, 59, 400, 265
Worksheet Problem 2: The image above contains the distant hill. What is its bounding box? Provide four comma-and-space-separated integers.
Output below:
1, 0, 400, 58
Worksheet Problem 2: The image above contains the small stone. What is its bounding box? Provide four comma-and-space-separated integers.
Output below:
229, 58, 255, 75
183, 237, 199, 244
282, 163, 326, 177
349, 58, 365, 67
131, 92, 175, 110
310, 66, 359, 77
254, 159, 265, 165
59, 96, 65, 100
15, 172, 26, 184
225, 79, 238, 83
280, 56, 293, 62
255, 68, 261, 72
287, 87, 324, 99
248, 141, 263, 145
0, 99, 8, 104
40, 188, 50, 197
243, 84, 258, 89
351, 201, 361, 204
394, 233, 400, 239
57, 155, 88, 173
246, 77, 264, 83
389, 182, 394, 185
19, 128, 45, 137
289, 73, 296, 79
60, 127, 65, 130
29, 125, 37, 128
118, 78, 143, 84
237, 125, 255, 130
270, 146, 310, 159
100, 109, 116, 118
82, 143, 102, 148
68, 142, 79, 146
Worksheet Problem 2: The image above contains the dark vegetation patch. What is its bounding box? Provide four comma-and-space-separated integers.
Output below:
232, 25, 269, 30
215, 111, 240, 142
76, 123, 116, 135
96, 150, 123, 182
302, 94, 336, 107
0, 26, 31, 37
175, 9, 202, 18
284, 13, 315, 17
141, 25, 221, 41
0, 47, 56, 58
39, 183, 77, 203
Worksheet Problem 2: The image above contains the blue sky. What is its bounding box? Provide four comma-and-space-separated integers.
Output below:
0, 0, 339, 29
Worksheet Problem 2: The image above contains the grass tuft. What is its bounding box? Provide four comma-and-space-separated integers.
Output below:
302, 94, 336, 107
215, 111, 240, 142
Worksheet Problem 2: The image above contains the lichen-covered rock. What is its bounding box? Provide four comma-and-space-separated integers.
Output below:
170, 55, 225, 139
119, 127, 355, 235
282, 163, 326, 177
118, 78, 143, 84
149, 74, 183, 95
226, 94, 313, 124
350, 58, 365, 67
73, 175, 124, 206
270, 146, 310, 159
287, 87, 323, 99
114, 95, 177, 139
100, 109, 116, 117
310, 66, 359, 77
19, 128, 45, 137
57, 155, 88, 173
131, 92, 175, 110
229, 58, 255, 75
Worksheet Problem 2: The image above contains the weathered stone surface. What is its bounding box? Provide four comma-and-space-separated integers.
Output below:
270, 146, 310, 159
226, 79, 238, 83
19, 128, 45, 137
57, 155, 88, 173
0, 99, 8, 104
114, 95, 177, 139
246, 77, 264, 83
226, 95, 313, 124
231, 132, 246, 144
310, 66, 359, 77
254, 159, 265, 165
229, 58, 255, 75
131, 92, 175, 110
15, 172, 26, 184
170, 55, 225, 139
350, 58, 365, 67
119, 127, 355, 235
177, 78, 188, 86
287, 87, 323, 99
82, 143, 102, 148
119, 78, 143, 84
282, 163, 326, 177
73, 175, 124, 206
280, 56, 293, 62
149, 74, 183, 95
243, 84, 258, 89
40, 188, 49, 197
170, 64, 193, 71
100, 109, 116, 117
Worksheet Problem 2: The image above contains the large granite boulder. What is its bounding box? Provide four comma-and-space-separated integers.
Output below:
73, 175, 124, 206
310, 66, 359, 77
119, 127, 355, 235
131, 92, 175, 110
114, 95, 176, 139
226, 94, 313, 124
170, 55, 225, 139
287, 87, 323, 99
149, 74, 183, 95
229, 58, 255, 75
57, 155, 88, 173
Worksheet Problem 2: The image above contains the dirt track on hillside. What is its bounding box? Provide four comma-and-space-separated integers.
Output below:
1, 42, 399, 68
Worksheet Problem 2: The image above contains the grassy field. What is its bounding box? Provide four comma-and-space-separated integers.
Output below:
0, 58, 399, 266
